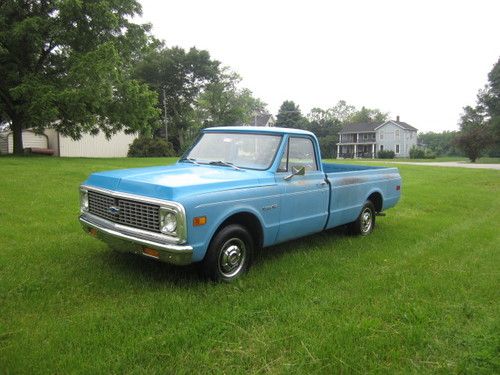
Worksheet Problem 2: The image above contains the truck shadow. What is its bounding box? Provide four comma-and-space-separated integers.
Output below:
95, 226, 349, 285
253, 226, 349, 266
97, 250, 202, 286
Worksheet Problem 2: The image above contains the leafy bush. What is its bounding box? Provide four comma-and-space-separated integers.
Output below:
377, 150, 395, 159
424, 150, 436, 159
410, 146, 436, 159
128, 136, 176, 157
409, 146, 425, 159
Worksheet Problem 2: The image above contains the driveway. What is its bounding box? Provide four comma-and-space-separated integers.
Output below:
382, 161, 500, 170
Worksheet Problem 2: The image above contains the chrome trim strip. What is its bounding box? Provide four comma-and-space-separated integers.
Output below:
80, 185, 187, 243
80, 215, 193, 255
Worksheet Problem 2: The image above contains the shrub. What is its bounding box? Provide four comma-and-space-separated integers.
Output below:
409, 146, 425, 159
424, 149, 436, 159
377, 150, 395, 159
410, 146, 437, 159
128, 136, 176, 157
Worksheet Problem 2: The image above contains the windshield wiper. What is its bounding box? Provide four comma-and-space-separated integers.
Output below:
179, 157, 200, 165
209, 160, 242, 170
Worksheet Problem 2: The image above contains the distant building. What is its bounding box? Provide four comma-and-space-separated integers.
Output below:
0, 128, 136, 157
225, 112, 276, 127
250, 113, 275, 127
337, 116, 418, 158
0, 129, 48, 154
44, 129, 136, 157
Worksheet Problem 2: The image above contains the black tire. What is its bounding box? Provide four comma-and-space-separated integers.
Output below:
201, 224, 253, 282
348, 201, 376, 236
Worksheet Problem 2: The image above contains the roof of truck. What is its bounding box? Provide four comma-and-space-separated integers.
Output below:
205, 126, 314, 136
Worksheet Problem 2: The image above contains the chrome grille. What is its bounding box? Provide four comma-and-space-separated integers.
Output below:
88, 191, 161, 232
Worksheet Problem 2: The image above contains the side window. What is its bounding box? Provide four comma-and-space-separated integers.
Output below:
288, 137, 318, 171
278, 143, 288, 172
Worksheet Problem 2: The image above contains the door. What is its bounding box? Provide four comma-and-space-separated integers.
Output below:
275, 136, 329, 243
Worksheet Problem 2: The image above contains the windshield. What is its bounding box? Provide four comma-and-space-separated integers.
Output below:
183, 132, 282, 170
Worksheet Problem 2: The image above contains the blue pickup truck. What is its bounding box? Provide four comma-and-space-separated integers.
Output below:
80, 127, 401, 281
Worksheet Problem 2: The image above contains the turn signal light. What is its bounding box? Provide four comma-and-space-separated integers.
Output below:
396, 185, 401, 191
143, 247, 160, 258
193, 216, 207, 226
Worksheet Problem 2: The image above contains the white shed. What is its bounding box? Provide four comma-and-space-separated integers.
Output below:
0, 130, 49, 154
44, 129, 137, 157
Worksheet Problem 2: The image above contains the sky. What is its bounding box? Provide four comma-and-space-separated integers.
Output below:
137, 0, 500, 132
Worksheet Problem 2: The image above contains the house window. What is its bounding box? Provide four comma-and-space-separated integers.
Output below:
380, 132, 384, 140
380, 145, 384, 151
396, 129, 400, 139
395, 144, 400, 154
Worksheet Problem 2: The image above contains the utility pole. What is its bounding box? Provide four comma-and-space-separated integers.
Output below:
162, 86, 168, 142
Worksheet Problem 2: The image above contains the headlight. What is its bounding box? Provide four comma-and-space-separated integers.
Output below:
160, 209, 177, 234
80, 189, 89, 212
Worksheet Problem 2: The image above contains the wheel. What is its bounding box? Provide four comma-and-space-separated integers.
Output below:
201, 224, 253, 282
348, 201, 376, 236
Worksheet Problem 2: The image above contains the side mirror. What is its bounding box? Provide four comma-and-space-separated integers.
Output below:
284, 165, 305, 181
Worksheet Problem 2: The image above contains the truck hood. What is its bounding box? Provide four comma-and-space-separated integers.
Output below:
83, 163, 270, 201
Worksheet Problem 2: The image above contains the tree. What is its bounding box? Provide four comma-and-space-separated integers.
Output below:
478, 57, 500, 155
328, 100, 356, 123
306, 108, 341, 137
455, 106, 491, 162
275, 100, 307, 128
348, 106, 388, 124
455, 57, 500, 160
0, 0, 160, 155
305, 107, 343, 158
196, 70, 266, 129
417, 131, 461, 156
134, 46, 220, 151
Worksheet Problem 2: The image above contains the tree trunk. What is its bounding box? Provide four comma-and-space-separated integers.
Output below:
178, 128, 184, 150
11, 117, 24, 155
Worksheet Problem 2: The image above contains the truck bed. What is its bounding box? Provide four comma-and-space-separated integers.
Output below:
322, 163, 401, 230
322, 162, 385, 173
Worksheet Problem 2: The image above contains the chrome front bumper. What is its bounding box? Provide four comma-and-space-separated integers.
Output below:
80, 213, 193, 265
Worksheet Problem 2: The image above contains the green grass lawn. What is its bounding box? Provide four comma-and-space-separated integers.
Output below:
1, 156, 499, 373
393, 156, 500, 164
337, 156, 500, 164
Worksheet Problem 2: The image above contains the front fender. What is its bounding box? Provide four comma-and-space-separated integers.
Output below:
209, 205, 266, 243
195, 205, 267, 262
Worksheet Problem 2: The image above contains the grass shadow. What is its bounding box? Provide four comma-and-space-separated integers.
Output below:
89, 226, 350, 286
253, 226, 349, 266
95, 248, 203, 286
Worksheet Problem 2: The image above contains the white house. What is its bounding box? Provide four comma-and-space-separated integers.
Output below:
251, 113, 276, 127
337, 117, 418, 158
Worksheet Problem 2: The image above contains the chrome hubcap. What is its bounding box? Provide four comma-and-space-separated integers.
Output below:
218, 238, 246, 277
361, 208, 372, 233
